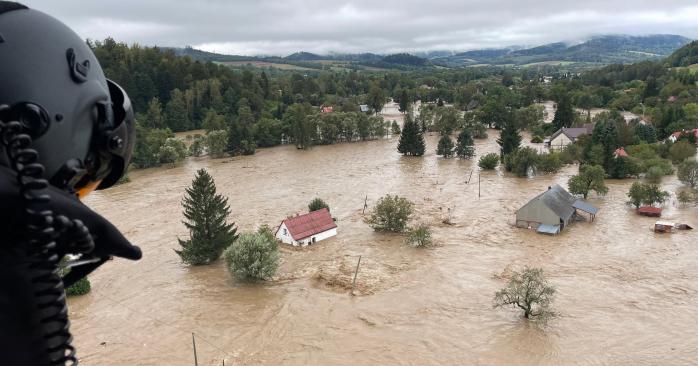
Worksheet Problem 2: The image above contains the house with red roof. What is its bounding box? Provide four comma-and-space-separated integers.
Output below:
275, 208, 337, 246
614, 147, 628, 158
320, 105, 333, 113
668, 129, 698, 144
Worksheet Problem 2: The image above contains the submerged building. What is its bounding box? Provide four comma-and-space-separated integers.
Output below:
275, 208, 337, 246
515, 184, 599, 235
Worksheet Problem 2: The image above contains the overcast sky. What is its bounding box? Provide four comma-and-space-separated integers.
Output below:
24, 1, 698, 56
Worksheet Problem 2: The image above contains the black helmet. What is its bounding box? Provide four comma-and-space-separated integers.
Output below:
0, 1, 134, 195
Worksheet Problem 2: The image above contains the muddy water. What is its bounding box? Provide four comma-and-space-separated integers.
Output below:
71, 131, 697, 365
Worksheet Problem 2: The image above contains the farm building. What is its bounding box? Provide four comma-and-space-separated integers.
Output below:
515, 185, 599, 234
275, 208, 337, 246
547, 125, 593, 150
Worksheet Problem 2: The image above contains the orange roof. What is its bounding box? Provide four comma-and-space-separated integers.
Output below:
280, 208, 336, 240
614, 147, 628, 157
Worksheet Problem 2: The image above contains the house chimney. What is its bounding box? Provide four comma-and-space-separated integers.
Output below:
548, 186, 551, 190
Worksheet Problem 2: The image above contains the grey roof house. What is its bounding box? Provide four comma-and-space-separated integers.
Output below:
546, 124, 594, 149
515, 184, 599, 235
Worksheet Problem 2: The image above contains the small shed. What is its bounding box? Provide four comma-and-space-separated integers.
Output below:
638, 206, 662, 217
359, 104, 371, 113
573, 200, 599, 221
516, 185, 576, 232
275, 208, 337, 246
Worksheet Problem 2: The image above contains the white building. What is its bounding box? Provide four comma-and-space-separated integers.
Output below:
547, 125, 593, 150
275, 208, 337, 246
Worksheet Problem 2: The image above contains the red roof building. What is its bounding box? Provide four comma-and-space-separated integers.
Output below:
614, 147, 628, 158
321, 106, 333, 113
637, 206, 662, 217
275, 208, 337, 246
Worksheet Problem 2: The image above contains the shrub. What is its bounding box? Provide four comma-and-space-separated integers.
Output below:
368, 195, 414, 232
628, 182, 669, 208
646, 166, 664, 183
224, 230, 279, 281
405, 224, 432, 247
677, 190, 693, 206
308, 198, 330, 212
478, 153, 499, 170
538, 152, 563, 174
65, 277, 91, 296
158, 138, 187, 166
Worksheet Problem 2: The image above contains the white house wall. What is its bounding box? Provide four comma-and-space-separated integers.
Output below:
549, 133, 573, 150
275, 224, 337, 246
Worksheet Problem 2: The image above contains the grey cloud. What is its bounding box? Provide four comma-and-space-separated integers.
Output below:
23, 0, 698, 56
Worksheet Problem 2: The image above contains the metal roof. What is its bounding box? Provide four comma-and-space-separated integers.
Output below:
537, 224, 560, 235
279, 208, 336, 240
537, 184, 576, 221
573, 200, 599, 215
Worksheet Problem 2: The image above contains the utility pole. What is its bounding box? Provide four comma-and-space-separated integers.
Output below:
192, 333, 198, 366
478, 172, 481, 198
362, 196, 368, 214
351, 255, 362, 295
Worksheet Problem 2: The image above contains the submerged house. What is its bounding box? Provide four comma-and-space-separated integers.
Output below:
547, 125, 593, 150
275, 208, 337, 246
515, 184, 599, 235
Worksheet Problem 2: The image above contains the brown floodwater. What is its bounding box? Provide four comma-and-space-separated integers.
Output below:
71, 124, 697, 365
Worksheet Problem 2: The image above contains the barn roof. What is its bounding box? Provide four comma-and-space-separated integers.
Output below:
527, 184, 576, 221
280, 208, 336, 241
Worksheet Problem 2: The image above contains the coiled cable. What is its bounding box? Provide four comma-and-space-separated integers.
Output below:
0, 105, 95, 365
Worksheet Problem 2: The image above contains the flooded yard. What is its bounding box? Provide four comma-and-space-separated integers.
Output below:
72, 130, 697, 365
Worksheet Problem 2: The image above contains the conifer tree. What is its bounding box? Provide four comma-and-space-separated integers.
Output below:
176, 169, 238, 265
552, 93, 574, 130
497, 120, 521, 160
397, 112, 426, 156
436, 135, 455, 158
455, 128, 475, 159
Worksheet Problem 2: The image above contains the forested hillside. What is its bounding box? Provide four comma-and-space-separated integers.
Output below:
92, 37, 698, 175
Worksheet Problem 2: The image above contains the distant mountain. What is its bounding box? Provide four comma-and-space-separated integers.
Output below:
284, 52, 324, 61
435, 34, 692, 67
170, 46, 255, 62
170, 34, 691, 71
382, 53, 428, 66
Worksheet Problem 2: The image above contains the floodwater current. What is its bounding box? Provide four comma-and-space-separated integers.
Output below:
72, 120, 697, 365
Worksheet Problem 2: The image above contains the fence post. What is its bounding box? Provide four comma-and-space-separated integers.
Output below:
351, 255, 362, 295
192, 333, 198, 366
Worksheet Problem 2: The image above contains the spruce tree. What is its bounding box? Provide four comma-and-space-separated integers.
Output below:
455, 129, 475, 159
436, 135, 455, 158
497, 121, 521, 160
397, 113, 425, 156
552, 93, 574, 130
176, 169, 238, 265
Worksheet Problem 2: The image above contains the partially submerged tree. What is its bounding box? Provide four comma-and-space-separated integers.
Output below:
568, 164, 608, 199
308, 197, 330, 212
494, 267, 556, 320
397, 112, 426, 156
455, 129, 475, 159
158, 137, 187, 166
405, 224, 432, 248
436, 135, 455, 158
678, 159, 698, 189
497, 120, 521, 160
224, 227, 279, 281
176, 169, 238, 265
504, 147, 539, 177
627, 182, 669, 208
368, 195, 414, 233
206, 130, 228, 158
